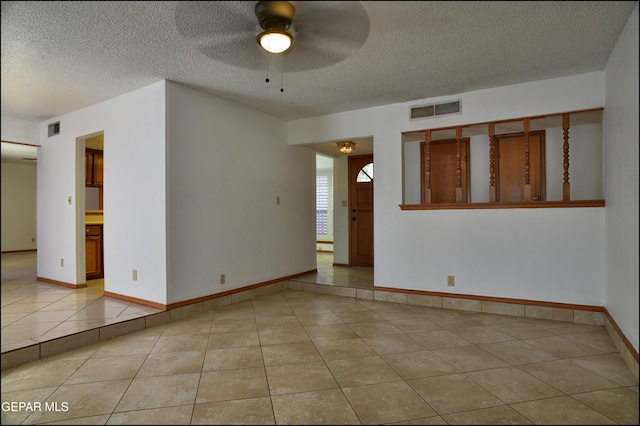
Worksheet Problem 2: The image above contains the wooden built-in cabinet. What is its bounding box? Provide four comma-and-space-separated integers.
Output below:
86, 224, 103, 280
85, 148, 103, 187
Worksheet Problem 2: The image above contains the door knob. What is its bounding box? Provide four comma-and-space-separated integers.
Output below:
352, 217, 356, 221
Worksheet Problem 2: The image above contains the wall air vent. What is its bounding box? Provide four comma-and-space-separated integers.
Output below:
48, 121, 60, 137
410, 100, 461, 120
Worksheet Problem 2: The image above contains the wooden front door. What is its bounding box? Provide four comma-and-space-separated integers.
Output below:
349, 154, 374, 267
497, 131, 546, 202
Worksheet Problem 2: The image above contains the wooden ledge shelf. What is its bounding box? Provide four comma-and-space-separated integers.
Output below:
400, 199, 605, 210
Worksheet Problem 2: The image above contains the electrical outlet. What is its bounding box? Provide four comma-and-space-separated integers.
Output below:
32, 237, 36, 242
132, 269, 138, 281
276, 196, 280, 205
447, 275, 455, 286
220, 274, 226, 284
60, 258, 64, 267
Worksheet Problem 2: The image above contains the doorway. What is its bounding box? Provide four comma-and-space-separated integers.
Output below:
348, 154, 373, 267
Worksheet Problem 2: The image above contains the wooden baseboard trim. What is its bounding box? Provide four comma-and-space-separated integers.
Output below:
102, 269, 318, 311
372, 286, 604, 312
604, 308, 639, 362
36, 276, 87, 289
333, 263, 350, 267
166, 269, 317, 310
103, 291, 166, 310
2, 249, 37, 254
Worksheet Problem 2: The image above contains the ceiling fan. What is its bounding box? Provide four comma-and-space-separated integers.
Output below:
175, 1, 370, 73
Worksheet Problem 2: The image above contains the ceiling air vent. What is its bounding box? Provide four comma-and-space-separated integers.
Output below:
48, 121, 60, 137
410, 100, 461, 120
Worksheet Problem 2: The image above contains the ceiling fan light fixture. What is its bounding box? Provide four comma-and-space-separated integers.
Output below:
258, 30, 293, 54
337, 141, 355, 154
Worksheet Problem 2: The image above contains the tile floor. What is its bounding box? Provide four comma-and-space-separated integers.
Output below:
1, 251, 638, 424
1, 251, 164, 354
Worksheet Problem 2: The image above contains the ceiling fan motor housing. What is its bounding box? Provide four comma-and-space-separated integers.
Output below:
255, 1, 295, 31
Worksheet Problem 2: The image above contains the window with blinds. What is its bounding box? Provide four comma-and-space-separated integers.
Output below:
316, 174, 330, 236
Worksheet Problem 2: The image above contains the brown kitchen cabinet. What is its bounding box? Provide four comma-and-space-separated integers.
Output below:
85, 148, 103, 187
86, 224, 103, 279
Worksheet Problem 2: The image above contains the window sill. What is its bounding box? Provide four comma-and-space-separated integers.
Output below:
399, 200, 605, 210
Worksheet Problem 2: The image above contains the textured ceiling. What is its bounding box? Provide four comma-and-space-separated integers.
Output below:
1, 1, 636, 125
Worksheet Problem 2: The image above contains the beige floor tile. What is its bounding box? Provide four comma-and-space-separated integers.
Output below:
375, 308, 422, 321
572, 387, 640, 425
567, 353, 639, 386
295, 312, 344, 327
64, 354, 147, 384
449, 325, 514, 345
202, 346, 263, 371
137, 350, 206, 377
314, 337, 377, 361
255, 315, 301, 330
326, 355, 401, 386
511, 395, 618, 424
265, 361, 338, 395
207, 329, 260, 349
208, 317, 256, 333
479, 339, 558, 365
523, 334, 606, 358
363, 333, 426, 355
107, 405, 194, 425
115, 373, 200, 412
348, 320, 402, 337
442, 405, 534, 425
1, 358, 86, 392
387, 318, 443, 333
408, 329, 473, 349
343, 380, 437, 424
408, 374, 505, 415
466, 366, 564, 403
0, 387, 58, 425
196, 367, 269, 403
565, 330, 620, 353
431, 346, 509, 372
25, 379, 131, 424
151, 334, 209, 354
271, 388, 360, 425
381, 350, 457, 379
304, 323, 359, 341
519, 359, 621, 394
192, 397, 274, 425
261, 341, 323, 366
161, 314, 214, 335
257, 326, 310, 345
91, 335, 159, 358
334, 310, 384, 323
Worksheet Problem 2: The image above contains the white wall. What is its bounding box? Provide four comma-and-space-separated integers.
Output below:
1, 116, 39, 252
1, 116, 40, 144
289, 72, 608, 306
37, 81, 168, 304
1, 162, 37, 251
333, 155, 349, 264
165, 82, 316, 304
603, 4, 639, 352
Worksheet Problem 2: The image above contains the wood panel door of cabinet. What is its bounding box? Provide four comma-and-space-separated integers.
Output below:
421, 138, 470, 203
85, 149, 103, 187
496, 131, 546, 202
86, 225, 103, 280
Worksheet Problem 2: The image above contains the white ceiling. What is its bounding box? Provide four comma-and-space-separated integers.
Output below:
1, 1, 636, 160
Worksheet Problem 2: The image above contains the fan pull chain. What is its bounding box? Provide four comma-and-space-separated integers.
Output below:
265, 54, 270, 83
280, 72, 284, 92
